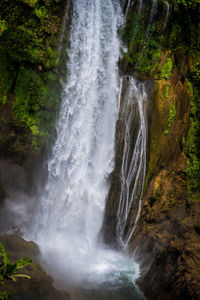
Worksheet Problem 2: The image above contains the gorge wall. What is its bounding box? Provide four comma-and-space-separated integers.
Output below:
118, 0, 200, 299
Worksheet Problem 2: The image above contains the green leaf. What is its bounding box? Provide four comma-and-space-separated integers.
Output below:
0, 243, 10, 266
9, 274, 31, 281
0, 290, 13, 300
8, 275, 17, 282
0, 273, 4, 283
16, 258, 32, 270
5, 264, 17, 276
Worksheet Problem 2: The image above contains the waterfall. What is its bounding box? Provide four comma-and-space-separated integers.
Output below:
116, 78, 147, 247
23, 1, 145, 295
31, 0, 121, 248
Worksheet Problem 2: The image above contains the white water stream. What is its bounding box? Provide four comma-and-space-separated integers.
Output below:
31, 0, 122, 256
21, 0, 144, 294
117, 78, 147, 247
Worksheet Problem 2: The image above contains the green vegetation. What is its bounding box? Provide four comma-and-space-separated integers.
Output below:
160, 57, 173, 80
185, 76, 200, 193
21, 0, 38, 8
0, 243, 32, 300
123, 0, 200, 198
168, 0, 200, 55
122, 6, 164, 76
165, 86, 170, 99
14, 67, 59, 143
0, 20, 7, 37
175, 0, 200, 9
123, 0, 200, 76
0, 0, 66, 149
164, 100, 176, 135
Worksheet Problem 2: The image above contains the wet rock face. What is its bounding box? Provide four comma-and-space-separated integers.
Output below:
129, 53, 200, 300
103, 78, 135, 246
102, 77, 153, 247
0, 235, 70, 300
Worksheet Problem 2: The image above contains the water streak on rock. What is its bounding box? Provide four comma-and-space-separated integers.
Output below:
116, 77, 147, 247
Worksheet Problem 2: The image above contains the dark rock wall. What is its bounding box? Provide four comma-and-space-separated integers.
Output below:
110, 0, 200, 299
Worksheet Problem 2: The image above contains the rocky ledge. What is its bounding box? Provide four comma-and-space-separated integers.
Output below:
0, 234, 70, 300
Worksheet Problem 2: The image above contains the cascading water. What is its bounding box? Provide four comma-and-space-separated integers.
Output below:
23, 0, 145, 298
30, 0, 122, 258
116, 78, 147, 247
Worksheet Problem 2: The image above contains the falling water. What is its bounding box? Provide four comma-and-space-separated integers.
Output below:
23, 0, 144, 298
164, 1, 170, 25
30, 0, 122, 253
116, 78, 147, 247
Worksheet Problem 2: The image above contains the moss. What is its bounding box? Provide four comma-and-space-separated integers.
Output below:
0, 0, 62, 67
21, 0, 38, 8
0, 19, 7, 36
165, 86, 170, 99
185, 77, 200, 193
122, 1, 167, 77
164, 100, 176, 135
34, 6, 47, 19
160, 57, 173, 80
14, 66, 60, 146
0, 0, 67, 149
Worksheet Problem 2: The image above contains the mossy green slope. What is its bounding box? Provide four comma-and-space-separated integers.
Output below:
0, 0, 67, 155
123, 0, 200, 195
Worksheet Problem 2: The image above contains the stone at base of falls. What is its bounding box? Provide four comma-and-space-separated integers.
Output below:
0, 235, 70, 300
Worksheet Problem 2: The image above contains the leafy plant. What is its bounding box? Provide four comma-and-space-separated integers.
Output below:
0, 20, 7, 36
0, 291, 12, 300
160, 57, 173, 80
0, 243, 32, 300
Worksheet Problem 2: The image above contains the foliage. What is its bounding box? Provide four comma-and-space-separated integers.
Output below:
165, 86, 170, 98
34, 6, 47, 19
124, 0, 200, 199
21, 0, 38, 8
160, 57, 173, 79
167, 0, 200, 55
185, 77, 200, 192
164, 100, 176, 134
14, 66, 59, 145
123, 0, 200, 76
0, 20, 7, 37
0, 0, 65, 148
0, 0, 60, 67
175, 0, 200, 9
0, 243, 32, 300
122, 0, 168, 76
0, 291, 12, 300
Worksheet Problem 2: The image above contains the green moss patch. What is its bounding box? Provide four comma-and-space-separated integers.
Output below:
164, 100, 176, 135
160, 57, 173, 80
0, 0, 67, 149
